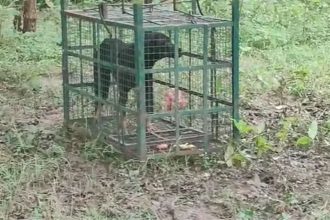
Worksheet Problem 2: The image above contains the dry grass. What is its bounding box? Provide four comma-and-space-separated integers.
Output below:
1, 1, 330, 219
0, 70, 330, 219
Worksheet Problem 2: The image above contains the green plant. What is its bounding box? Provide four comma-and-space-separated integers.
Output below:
6, 125, 39, 155
0, 6, 19, 36
0, 0, 20, 7
0, 7, 61, 92
287, 69, 311, 97
37, 0, 59, 9
224, 144, 250, 168
82, 139, 119, 162
233, 119, 273, 158
296, 120, 318, 149
276, 117, 299, 149
201, 152, 221, 170
237, 209, 255, 220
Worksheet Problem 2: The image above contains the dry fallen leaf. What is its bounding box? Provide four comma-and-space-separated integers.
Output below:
179, 143, 196, 150
275, 105, 287, 110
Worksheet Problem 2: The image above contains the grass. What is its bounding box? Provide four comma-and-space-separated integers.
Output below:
0, 7, 61, 91
0, 0, 330, 219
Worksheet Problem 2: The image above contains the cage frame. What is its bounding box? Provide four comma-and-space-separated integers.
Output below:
60, 0, 240, 160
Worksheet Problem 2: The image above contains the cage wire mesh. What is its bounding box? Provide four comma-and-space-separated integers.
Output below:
61, 1, 239, 159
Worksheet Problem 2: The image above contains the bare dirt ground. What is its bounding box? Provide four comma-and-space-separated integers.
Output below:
0, 73, 330, 219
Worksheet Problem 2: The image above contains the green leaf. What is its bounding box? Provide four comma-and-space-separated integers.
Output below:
233, 119, 253, 135
308, 120, 318, 140
294, 69, 309, 79
238, 209, 254, 220
28, 76, 42, 91
296, 136, 312, 149
280, 213, 290, 220
232, 153, 248, 168
325, 119, 330, 130
255, 136, 272, 156
45, 0, 54, 8
276, 129, 288, 142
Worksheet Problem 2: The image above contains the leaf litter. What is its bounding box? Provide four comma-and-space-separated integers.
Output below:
0, 77, 330, 219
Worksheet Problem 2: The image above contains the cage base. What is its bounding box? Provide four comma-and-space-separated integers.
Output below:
68, 116, 226, 159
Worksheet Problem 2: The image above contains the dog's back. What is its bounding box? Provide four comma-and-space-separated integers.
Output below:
94, 32, 180, 116
115, 32, 178, 89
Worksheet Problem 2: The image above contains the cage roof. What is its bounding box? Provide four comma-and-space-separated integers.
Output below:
65, 5, 231, 29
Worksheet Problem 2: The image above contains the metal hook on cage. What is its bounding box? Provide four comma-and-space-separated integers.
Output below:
98, 2, 112, 38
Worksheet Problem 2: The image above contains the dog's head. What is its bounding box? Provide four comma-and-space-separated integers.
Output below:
144, 32, 182, 68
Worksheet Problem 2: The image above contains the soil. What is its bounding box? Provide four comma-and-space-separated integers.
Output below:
0, 73, 329, 219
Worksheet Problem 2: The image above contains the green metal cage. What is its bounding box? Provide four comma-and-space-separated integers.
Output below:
60, 0, 240, 160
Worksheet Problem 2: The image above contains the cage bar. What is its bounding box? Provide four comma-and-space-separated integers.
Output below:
60, 0, 240, 160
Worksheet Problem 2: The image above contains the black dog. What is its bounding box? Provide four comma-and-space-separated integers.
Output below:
93, 38, 125, 118
93, 32, 182, 133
